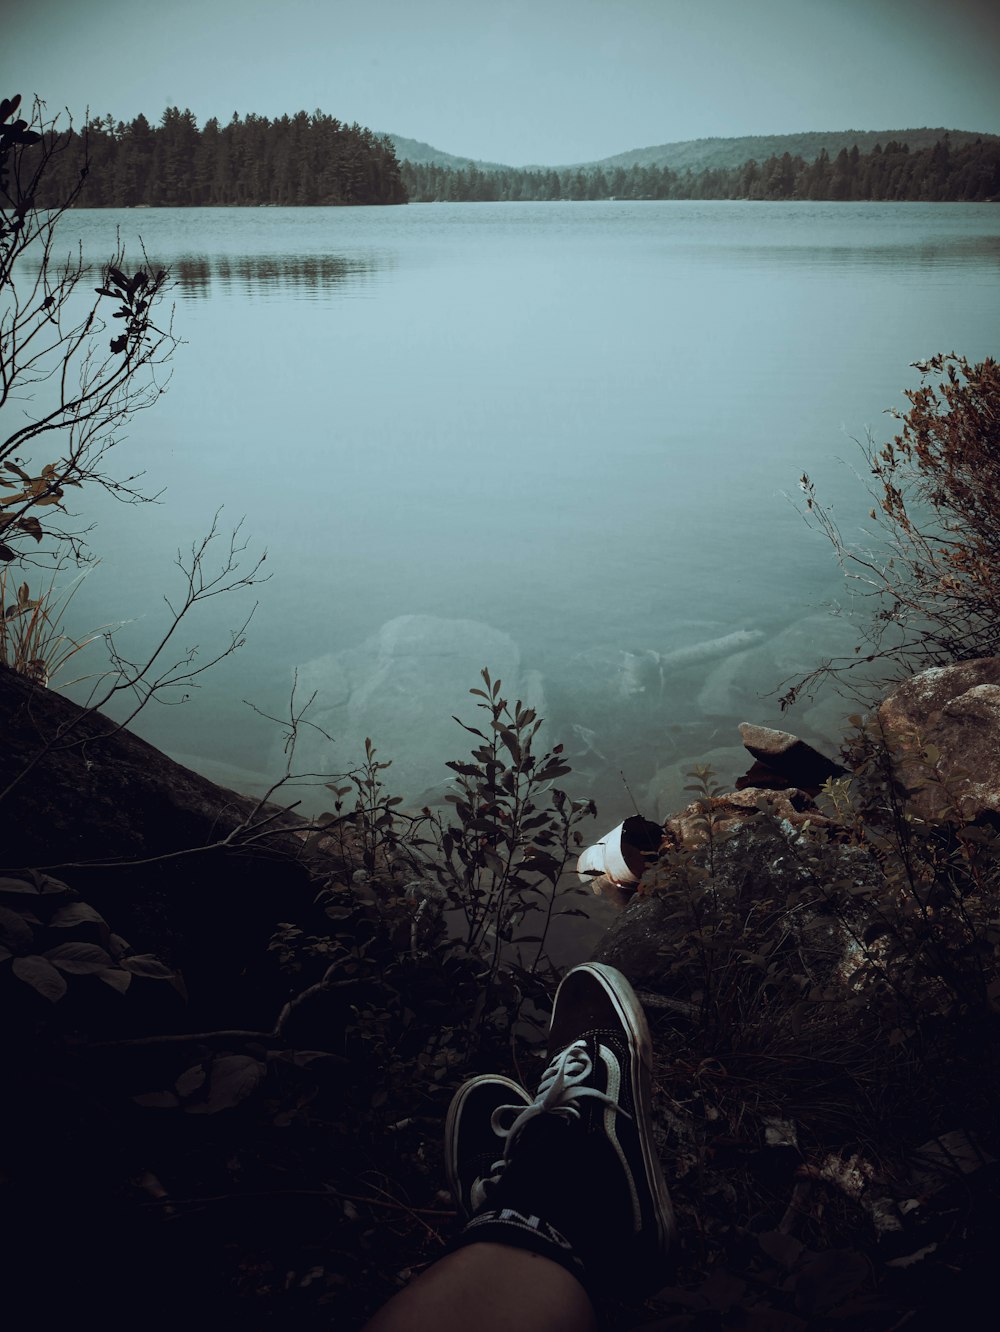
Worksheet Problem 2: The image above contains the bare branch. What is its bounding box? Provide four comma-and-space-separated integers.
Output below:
1, 98, 180, 567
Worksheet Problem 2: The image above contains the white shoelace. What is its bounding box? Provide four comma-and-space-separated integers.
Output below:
470, 1040, 632, 1210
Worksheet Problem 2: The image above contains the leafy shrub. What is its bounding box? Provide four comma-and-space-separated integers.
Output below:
640, 739, 1000, 1326
275, 669, 597, 1090
787, 352, 1000, 704
0, 869, 182, 1008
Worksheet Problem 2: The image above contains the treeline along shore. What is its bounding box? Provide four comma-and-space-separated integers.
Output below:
404, 135, 1000, 203
39, 107, 1000, 207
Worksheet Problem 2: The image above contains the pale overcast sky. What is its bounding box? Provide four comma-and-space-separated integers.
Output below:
3, 0, 999, 164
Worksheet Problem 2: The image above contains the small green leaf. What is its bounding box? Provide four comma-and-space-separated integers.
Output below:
0, 905, 34, 953
269, 1049, 347, 1067
49, 902, 107, 929
0, 876, 39, 896
121, 953, 174, 979
13, 955, 68, 1002
759, 1229, 806, 1270
175, 1064, 208, 1097
185, 1055, 266, 1115
45, 941, 112, 974
97, 968, 132, 994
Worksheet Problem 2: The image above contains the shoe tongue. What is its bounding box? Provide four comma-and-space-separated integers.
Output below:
549, 1033, 608, 1094
493, 1113, 583, 1203
509, 1107, 583, 1162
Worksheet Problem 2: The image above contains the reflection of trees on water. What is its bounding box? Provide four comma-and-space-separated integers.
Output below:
13, 252, 388, 298
170, 253, 385, 297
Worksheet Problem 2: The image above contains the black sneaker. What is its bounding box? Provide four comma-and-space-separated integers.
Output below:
444, 1074, 531, 1219
494, 962, 676, 1293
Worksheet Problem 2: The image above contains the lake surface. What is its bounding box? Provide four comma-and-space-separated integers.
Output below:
36, 201, 1000, 833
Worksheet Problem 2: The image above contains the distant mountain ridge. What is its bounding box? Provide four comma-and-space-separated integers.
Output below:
385, 127, 998, 174
383, 133, 511, 172
584, 128, 998, 173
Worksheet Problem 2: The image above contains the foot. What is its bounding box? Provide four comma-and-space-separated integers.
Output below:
444, 1075, 531, 1218
493, 963, 676, 1293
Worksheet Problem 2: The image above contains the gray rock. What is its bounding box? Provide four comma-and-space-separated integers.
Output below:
878, 657, 1000, 822
738, 722, 845, 791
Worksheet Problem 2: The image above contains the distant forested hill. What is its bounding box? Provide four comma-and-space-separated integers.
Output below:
386, 128, 998, 176
585, 128, 999, 173
37, 108, 407, 207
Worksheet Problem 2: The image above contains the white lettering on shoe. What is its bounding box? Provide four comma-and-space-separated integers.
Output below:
464, 1208, 577, 1253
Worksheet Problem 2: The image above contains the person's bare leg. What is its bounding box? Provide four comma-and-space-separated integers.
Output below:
362, 1242, 598, 1332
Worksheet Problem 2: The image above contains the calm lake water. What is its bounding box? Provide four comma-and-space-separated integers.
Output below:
39, 201, 1000, 832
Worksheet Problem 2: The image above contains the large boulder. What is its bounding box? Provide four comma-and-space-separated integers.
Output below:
878, 657, 1000, 822
290, 616, 544, 803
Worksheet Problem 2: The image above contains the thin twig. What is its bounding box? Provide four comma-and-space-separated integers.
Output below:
141, 1187, 455, 1219
361, 1180, 451, 1242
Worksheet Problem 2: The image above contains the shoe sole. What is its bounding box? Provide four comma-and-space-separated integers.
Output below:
550, 962, 676, 1257
444, 1074, 531, 1216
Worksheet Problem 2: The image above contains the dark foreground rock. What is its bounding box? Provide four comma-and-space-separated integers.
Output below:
1, 664, 321, 1026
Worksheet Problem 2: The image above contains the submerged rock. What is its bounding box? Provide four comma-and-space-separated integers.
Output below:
618, 630, 765, 699
292, 615, 544, 802
696, 612, 869, 745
